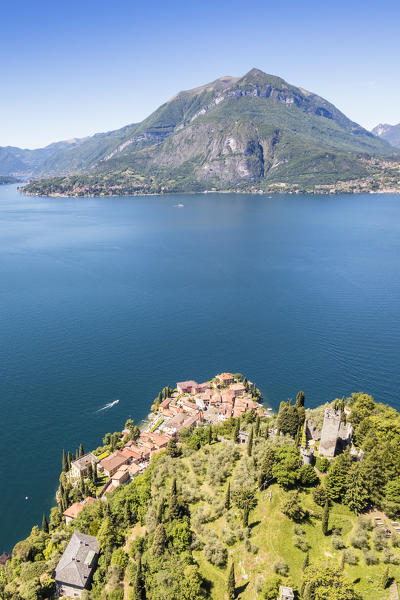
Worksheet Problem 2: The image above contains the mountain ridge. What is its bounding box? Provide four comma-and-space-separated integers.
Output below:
2, 68, 399, 195
372, 123, 400, 149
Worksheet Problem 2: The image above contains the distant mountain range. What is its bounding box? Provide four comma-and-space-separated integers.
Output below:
372, 123, 400, 149
2, 68, 400, 195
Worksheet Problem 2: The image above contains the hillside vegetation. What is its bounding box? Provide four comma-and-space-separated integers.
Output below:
2, 391, 400, 600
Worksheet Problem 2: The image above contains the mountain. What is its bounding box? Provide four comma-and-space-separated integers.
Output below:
372, 122, 400, 149
5, 68, 400, 195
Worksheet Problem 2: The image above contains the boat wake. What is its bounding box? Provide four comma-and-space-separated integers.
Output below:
96, 399, 119, 412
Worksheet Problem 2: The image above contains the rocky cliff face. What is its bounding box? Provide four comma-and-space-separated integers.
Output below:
372, 123, 400, 149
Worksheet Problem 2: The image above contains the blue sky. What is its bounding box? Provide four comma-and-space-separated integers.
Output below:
1, 0, 399, 148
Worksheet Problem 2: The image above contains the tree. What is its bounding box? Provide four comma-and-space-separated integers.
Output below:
281, 490, 307, 522
152, 523, 166, 556
166, 438, 181, 458
62, 449, 67, 473
133, 556, 146, 600
156, 500, 164, 524
322, 500, 330, 535
326, 452, 351, 502
42, 514, 49, 534
259, 448, 275, 489
169, 478, 180, 519
272, 446, 301, 488
299, 464, 319, 487
313, 485, 327, 507
382, 566, 390, 589
225, 481, 231, 510
344, 464, 370, 513
227, 563, 235, 600
207, 426, 212, 445
255, 415, 260, 437
302, 564, 360, 600
232, 487, 257, 526
247, 426, 254, 457
182, 565, 206, 600
124, 500, 133, 527
234, 418, 240, 443
296, 391, 305, 407
79, 443, 84, 457
303, 551, 310, 571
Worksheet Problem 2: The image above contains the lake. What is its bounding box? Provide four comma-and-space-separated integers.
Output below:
1, 184, 400, 551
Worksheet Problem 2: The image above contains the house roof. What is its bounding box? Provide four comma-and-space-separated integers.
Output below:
216, 372, 233, 380
54, 531, 99, 589
100, 451, 127, 473
176, 380, 198, 389
63, 497, 95, 520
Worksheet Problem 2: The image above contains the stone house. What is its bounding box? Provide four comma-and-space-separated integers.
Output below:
100, 451, 128, 477
63, 497, 95, 525
70, 454, 99, 480
54, 531, 99, 598
279, 586, 294, 600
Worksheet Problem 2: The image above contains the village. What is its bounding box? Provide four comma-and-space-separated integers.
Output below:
62, 373, 268, 525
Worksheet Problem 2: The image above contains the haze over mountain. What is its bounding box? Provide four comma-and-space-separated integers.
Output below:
3, 68, 399, 195
372, 123, 400, 149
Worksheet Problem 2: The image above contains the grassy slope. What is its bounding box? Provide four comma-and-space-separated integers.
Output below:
181, 444, 399, 600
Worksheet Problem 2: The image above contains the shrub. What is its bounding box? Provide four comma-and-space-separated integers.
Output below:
373, 528, 388, 551
293, 535, 309, 552
343, 549, 358, 565
281, 491, 307, 522
203, 538, 227, 566
364, 550, 379, 565
350, 528, 369, 550
293, 525, 305, 536
299, 464, 319, 486
357, 517, 374, 531
245, 539, 258, 553
383, 547, 399, 564
391, 532, 400, 548
332, 535, 345, 550
273, 557, 289, 575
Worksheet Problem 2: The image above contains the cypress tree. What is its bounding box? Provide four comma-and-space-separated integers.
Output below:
302, 551, 310, 571
152, 523, 166, 556
133, 555, 146, 600
381, 566, 389, 589
243, 506, 250, 527
169, 478, 179, 519
124, 500, 132, 526
296, 391, 305, 407
92, 462, 97, 484
227, 562, 235, 600
62, 449, 67, 473
42, 514, 49, 534
322, 500, 329, 535
255, 415, 260, 437
207, 425, 212, 444
79, 443, 84, 457
234, 418, 240, 443
247, 426, 253, 457
225, 482, 231, 510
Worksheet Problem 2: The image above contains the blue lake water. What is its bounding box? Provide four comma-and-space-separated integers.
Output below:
1, 184, 400, 551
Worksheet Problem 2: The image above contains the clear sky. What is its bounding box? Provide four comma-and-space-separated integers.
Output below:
1, 0, 399, 148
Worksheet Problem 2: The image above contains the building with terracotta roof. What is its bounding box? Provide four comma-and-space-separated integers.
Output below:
100, 451, 128, 477
63, 497, 95, 525
111, 465, 130, 487
230, 383, 246, 397
215, 373, 234, 386
176, 380, 199, 394
54, 531, 99, 598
